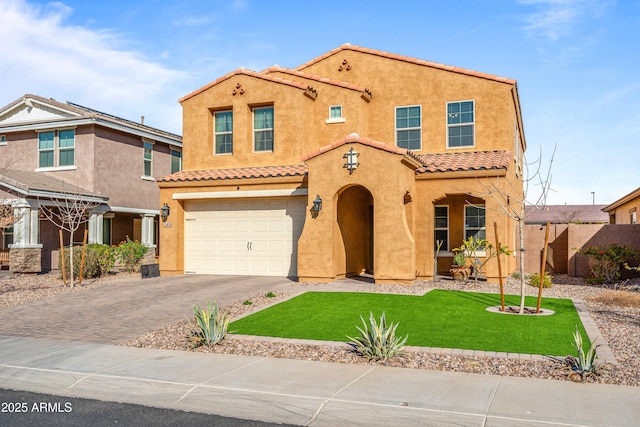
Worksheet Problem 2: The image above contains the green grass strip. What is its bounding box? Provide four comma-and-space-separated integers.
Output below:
229, 290, 589, 356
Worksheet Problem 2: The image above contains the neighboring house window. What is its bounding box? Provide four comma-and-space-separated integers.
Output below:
143, 142, 153, 177
102, 218, 112, 245
0, 135, 6, 145
2, 226, 13, 249
171, 149, 182, 173
395, 105, 421, 150
434, 206, 449, 251
447, 101, 474, 148
38, 131, 55, 168
464, 205, 486, 242
58, 129, 75, 166
514, 121, 521, 174
214, 111, 233, 154
253, 106, 274, 152
631, 210, 637, 224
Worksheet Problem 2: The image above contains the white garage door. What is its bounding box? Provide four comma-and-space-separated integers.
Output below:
184, 198, 306, 276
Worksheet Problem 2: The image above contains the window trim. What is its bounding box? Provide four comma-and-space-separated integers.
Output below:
434, 205, 449, 253
446, 100, 475, 149
170, 148, 182, 173
213, 110, 233, 155
395, 105, 422, 150
325, 105, 346, 124
36, 128, 76, 170
142, 141, 154, 178
253, 106, 274, 153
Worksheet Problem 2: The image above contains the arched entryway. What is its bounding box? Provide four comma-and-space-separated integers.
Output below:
336, 185, 374, 277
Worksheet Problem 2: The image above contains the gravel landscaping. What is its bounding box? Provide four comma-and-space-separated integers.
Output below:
1, 270, 638, 386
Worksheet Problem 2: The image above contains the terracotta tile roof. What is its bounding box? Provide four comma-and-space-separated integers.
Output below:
525, 205, 609, 224
415, 150, 512, 173
179, 68, 317, 103
301, 133, 423, 163
263, 66, 372, 100
157, 164, 308, 183
295, 43, 517, 86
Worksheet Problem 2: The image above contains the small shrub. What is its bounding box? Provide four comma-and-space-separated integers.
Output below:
117, 237, 148, 272
578, 243, 638, 285
243, 300, 253, 305
347, 311, 408, 361
565, 326, 600, 383
528, 272, 553, 288
59, 244, 116, 279
265, 291, 276, 298
190, 300, 230, 346
511, 271, 522, 280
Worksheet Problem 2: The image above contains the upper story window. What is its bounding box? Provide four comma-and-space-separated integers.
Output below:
58, 129, 75, 166
143, 142, 153, 177
464, 204, 486, 242
37, 129, 75, 169
434, 206, 449, 252
326, 105, 345, 124
253, 106, 274, 152
395, 105, 421, 150
447, 101, 474, 148
514, 121, 522, 175
38, 131, 55, 168
171, 149, 182, 173
214, 110, 233, 155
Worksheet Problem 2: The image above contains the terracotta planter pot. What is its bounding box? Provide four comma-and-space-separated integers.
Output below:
450, 265, 473, 281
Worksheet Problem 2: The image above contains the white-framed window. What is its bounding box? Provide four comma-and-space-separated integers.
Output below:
171, 149, 182, 173
58, 129, 75, 166
434, 206, 449, 252
214, 110, 233, 154
0, 135, 6, 145
330, 105, 342, 118
37, 129, 75, 169
2, 226, 13, 249
143, 142, 153, 177
253, 106, 274, 152
395, 105, 421, 150
464, 204, 486, 242
631, 210, 637, 224
447, 100, 475, 148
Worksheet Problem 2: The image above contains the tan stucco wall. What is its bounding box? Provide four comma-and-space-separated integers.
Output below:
608, 197, 640, 224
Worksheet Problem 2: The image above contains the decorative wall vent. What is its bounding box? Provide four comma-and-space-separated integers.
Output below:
232, 82, 245, 96
338, 59, 352, 72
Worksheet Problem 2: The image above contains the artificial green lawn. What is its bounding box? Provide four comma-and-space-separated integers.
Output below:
229, 290, 589, 356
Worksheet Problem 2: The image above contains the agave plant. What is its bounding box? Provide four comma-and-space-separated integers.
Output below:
347, 311, 408, 361
190, 300, 230, 346
565, 326, 600, 383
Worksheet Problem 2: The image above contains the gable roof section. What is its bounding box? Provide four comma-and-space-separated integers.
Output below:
263, 66, 372, 101
0, 169, 108, 202
295, 44, 516, 85
602, 187, 640, 212
0, 94, 181, 146
157, 164, 308, 183
179, 68, 320, 104
415, 150, 512, 174
525, 205, 609, 224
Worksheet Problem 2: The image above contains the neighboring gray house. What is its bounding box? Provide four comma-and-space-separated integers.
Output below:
0, 94, 182, 272
524, 205, 609, 225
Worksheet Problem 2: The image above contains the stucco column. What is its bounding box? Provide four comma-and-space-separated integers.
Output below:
88, 213, 104, 244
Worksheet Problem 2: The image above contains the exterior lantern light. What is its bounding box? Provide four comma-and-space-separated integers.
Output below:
160, 203, 170, 221
312, 195, 322, 212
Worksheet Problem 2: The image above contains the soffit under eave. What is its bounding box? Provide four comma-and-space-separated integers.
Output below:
416, 168, 508, 180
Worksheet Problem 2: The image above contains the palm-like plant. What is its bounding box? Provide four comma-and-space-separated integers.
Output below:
347, 311, 408, 360
565, 326, 600, 383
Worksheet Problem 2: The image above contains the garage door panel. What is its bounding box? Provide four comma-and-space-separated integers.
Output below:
184, 198, 305, 276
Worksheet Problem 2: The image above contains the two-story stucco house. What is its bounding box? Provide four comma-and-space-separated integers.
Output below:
0, 94, 182, 272
158, 44, 525, 283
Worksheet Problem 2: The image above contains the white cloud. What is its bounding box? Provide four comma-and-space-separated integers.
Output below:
520, 0, 613, 40
0, 0, 187, 134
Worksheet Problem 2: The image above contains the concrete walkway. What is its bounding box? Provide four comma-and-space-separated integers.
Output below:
0, 336, 638, 426
0, 274, 638, 426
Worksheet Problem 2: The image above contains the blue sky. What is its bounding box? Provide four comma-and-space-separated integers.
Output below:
1, 0, 638, 206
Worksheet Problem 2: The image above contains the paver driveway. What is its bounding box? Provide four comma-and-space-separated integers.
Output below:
0, 275, 299, 344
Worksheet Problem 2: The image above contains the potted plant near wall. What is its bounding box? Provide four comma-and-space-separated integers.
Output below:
450, 247, 473, 282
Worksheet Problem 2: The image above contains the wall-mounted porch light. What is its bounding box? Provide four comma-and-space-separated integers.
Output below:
160, 203, 170, 222
313, 195, 323, 212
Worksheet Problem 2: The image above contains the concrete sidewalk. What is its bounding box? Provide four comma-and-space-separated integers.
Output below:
0, 336, 638, 427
